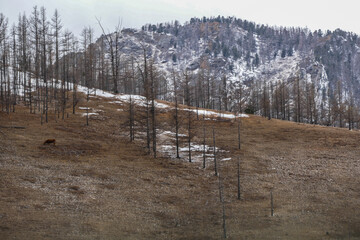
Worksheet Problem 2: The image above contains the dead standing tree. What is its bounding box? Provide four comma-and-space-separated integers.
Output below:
136, 46, 159, 158
137, 46, 151, 153
213, 127, 218, 176
218, 170, 227, 239
96, 17, 121, 94
149, 59, 157, 158
40, 6, 49, 123
182, 70, 194, 162
237, 156, 241, 200
61, 29, 73, 120
121, 93, 136, 142
187, 106, 192, 162
17, 13, 29, 104
202, 113, 206, 168
81, 27, 89, 125
51, 9, 62, 117
10, 24, 17, 113
29, 6, 41, 114
0, 14, 8, 112
129, 94, 135, 141
71, 35, 79, 115
171, 69, 180, 158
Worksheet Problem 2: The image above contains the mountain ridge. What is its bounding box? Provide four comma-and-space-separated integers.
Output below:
87, 16, 360, 127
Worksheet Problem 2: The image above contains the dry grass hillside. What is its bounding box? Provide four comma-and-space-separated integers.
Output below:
0, 93, 360, 239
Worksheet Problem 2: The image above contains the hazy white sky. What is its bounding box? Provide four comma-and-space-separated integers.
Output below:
1, 0, 359, 37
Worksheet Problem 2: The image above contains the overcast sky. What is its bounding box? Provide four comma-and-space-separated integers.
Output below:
1, 0, 359, 38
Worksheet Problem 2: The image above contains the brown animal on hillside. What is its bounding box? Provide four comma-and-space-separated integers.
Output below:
43, 139, 56, 145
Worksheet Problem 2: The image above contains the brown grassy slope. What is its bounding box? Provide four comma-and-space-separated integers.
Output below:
0, 95, 360, 240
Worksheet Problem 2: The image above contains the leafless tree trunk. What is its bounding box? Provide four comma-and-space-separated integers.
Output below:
188, 109, 191, 162
11, 24, 17, 113
40, 6, 48, 123
202, 114, 206, 168
30, 6, 40, 114
238, 120, 241, 150
0, 14, 8, 112
295, 76, 301, 123
172, 70, 180, 158
143, 52, 150, 152
96, 18, 121, 94
237, 157, 241, 200
129, 95, 135, 141
18, 13, 28, 104
222, 75, 228, 112
51, 9, 62, 118
149, 60, 157, 158
213, 127, 218, 176
28, 58, 32, 113
218, 171, 227, 238
72, 36, 78, 114
82, 28, 89, 125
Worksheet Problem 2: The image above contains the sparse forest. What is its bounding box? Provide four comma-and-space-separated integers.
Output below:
1, 9, 360, 129
1, 6, 360, 240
